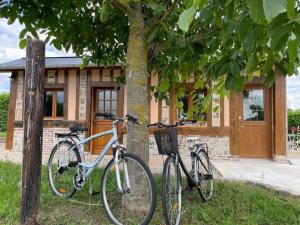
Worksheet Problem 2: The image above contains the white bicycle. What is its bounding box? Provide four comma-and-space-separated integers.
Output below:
47, 113, 156, 225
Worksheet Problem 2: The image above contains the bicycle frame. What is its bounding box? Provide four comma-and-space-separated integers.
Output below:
59, 120, 126, 190
175, 146, 209, 188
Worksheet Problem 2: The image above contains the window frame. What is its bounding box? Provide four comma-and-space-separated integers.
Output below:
242, 87, 266, 122
95, 88, 119, 114
44, 89, 64, 119
174, 84, 207, 123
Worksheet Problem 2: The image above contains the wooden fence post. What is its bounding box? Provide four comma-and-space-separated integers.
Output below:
20, 39, 45, 225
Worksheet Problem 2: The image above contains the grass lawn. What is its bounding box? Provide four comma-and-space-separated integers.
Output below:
0, 131, 6, 138
0, 161, 299, 225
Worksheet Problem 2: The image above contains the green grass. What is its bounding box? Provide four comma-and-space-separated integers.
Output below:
0, 161, 299, 225
0, 131, 6, 138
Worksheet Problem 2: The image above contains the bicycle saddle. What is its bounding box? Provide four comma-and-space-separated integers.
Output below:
69, 124, 88, 132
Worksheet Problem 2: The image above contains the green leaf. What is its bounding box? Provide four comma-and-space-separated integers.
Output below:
52, 39, 62, 50
100, 0, 113, 23
178, 6, 197, 32
262, 53, 274, 74
288, 40, 297, 61
246, 53, 259, 73
248, 0, 265, 23
45, 35, 51, 44
194, 79, 204, 89
7, 18, 15, 25
287, 61, 295, 75
267, 13, 290, 50
19, 39, 26, 49
225, 73, 235, 90
19, 29, 27, 39
263, 0, 286, 21
148, 3, 166, 14
225, 0, 234, 19
176, 99, 184, 109
147, 27, 159, 43
264, 69, 275, 87
81, 57, 89, 69
31, 29, 39, 39
271, 32, 289, 50
193, 0, 208, 8
159, 80, 170, 92
242, 31, 257, 53
287, 0, 295, 19
293, 23, 300, 42
229, 61, 240, 76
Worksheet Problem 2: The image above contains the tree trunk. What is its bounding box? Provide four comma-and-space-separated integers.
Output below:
20, 39, 45, 225
126, 5, 149, 163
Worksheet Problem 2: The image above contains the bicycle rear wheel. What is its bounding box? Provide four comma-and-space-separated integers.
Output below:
48, 140, 81, 198
195, 149, 214, 201
162, 155, 182, 225
101, 153, 156, 225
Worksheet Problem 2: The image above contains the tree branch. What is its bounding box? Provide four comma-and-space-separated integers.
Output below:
112, 0, 132, 14
148, 28, 218, 61
143, 0, 180, 37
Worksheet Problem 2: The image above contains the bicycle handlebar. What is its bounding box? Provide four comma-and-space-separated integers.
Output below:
95, 112, 141, 124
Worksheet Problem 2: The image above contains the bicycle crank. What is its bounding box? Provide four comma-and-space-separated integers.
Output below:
73, 172, 85, 190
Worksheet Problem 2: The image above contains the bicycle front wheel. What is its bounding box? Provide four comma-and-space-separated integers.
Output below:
48, 140, 81, 198
101, 153, 156, 225
162, 156, 182, 225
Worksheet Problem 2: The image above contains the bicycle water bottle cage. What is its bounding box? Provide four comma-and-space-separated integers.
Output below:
153, 127, 178, 155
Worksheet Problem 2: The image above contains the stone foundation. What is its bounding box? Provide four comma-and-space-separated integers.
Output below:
12, 127, 70, 153
2, 128, 233, 170
149, 134, 231, 160
273, 154, 288, 163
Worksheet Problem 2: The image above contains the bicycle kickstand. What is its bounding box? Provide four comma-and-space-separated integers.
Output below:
89, 179, 100, 196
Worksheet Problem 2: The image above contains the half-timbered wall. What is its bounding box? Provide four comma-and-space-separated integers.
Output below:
148, 73, 232, 161
5, 66, 286, 161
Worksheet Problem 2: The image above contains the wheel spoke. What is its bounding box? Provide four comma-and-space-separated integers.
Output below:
102, 154, 155, 225
163, 157, 181, 225
196, 151, 214, 201
48, 141, 79, 198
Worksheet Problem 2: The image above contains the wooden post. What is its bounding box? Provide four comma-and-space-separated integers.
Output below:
20, 39, 45, 225
273, 69, 287, 159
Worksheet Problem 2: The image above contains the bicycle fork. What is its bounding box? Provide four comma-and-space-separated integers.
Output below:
114, 149, 131, 193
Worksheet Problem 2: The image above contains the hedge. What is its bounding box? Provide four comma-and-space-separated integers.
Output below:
0, 93, 9, 131
288, 110, 300, 133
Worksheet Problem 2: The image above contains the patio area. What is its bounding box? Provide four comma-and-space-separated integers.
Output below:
212, 158, 300, 196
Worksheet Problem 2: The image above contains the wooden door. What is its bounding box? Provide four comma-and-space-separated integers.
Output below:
237, 86, 272, 158
92, 88, 119, 155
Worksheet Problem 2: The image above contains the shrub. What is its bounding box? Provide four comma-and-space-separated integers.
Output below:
288, 110, 300, 133
0, 93, 9, 131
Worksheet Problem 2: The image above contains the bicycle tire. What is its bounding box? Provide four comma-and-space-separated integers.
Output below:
195, 149, 214, 202
48, 140, 81, 198
162, 155, 182, 225
101, 153, 156, 225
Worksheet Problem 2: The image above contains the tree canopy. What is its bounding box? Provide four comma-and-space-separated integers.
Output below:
0, 0, 299, 114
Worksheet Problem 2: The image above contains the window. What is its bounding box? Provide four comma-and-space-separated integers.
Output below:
177, 90, 206, 120
97, 90, 117, 114
243, 89, 264, 121
44, 90, 64, 118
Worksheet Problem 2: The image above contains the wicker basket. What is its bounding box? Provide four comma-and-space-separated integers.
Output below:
153, 127, 178, 155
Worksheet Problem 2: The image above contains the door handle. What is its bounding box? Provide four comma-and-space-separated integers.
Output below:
238, 116, 241, 120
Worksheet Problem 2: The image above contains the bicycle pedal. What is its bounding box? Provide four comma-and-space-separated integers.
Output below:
198, 184, 207, 190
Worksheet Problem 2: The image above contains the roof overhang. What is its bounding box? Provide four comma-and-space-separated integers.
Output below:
0, 57, 122, 73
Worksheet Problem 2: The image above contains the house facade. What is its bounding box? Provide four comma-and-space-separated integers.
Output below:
0, 57, 287, 162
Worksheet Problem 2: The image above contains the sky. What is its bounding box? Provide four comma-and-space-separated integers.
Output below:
0, 19, 300, 109
0, 19, 73, 93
